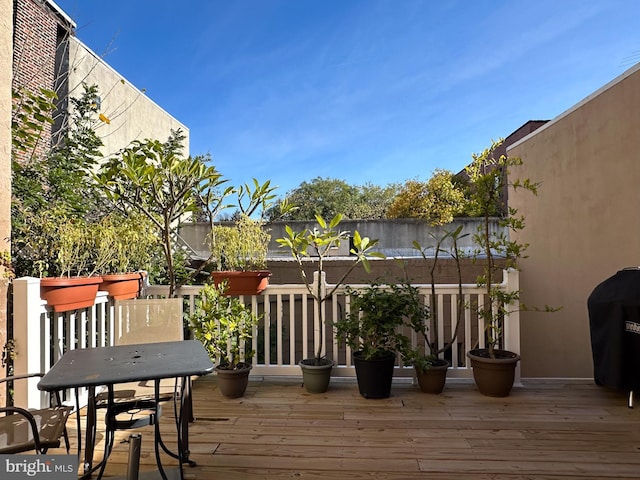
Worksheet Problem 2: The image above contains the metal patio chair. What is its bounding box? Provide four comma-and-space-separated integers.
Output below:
0, 373, 71, 454
95, 298, 185, 431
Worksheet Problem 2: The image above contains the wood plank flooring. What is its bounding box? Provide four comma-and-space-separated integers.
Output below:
64, 375, 640, 479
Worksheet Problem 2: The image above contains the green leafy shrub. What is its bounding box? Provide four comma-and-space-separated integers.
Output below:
189, 282, 261, 370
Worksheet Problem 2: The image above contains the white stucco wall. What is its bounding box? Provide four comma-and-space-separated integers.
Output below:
67, 37, 189, 157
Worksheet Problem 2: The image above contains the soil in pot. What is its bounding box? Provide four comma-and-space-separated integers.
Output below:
299, 358, 334, 394
353, 350, 396, 399
215, 363, 252, 398
467, 348, 520, 397
414, 359, 449, 394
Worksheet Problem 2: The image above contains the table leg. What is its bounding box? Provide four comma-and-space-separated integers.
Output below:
85, 386, 97, 475
152, 377, 197, 480
94, 386, 117, 480
181, 377, 192, 464
153, 380, 171, 480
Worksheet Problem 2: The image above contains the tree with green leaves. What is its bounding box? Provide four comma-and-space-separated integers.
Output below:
277, 214, 384, 364
386, 179, 428, 219
95, 130, 227, 296
47, 83, 106, 217
11, 88, 57, 272
11, 84, 110, 277
466, 139, 551, 358
352, 182, 398, 219
266, 177, 397, 221
268, 177, 357, 221
387, 169, 466, 225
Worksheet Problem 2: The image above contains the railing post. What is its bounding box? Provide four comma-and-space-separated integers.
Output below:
13, 277, 47, 409
503, 269, 521, 385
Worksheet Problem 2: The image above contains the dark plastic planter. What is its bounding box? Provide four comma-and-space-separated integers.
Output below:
353, 350, 396, 399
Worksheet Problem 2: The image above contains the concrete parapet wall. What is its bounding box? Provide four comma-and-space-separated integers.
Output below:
179, 217, 503, 261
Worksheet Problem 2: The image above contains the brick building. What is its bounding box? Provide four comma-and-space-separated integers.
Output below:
12, 0, 74, 160
12, 0, 188, 161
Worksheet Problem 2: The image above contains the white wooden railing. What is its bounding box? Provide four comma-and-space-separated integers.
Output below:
12, 270, 520, 408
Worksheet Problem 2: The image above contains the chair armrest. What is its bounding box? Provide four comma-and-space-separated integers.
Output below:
0, 406, 45, 453
0, 373, 63, 407
0, 373, 44, 385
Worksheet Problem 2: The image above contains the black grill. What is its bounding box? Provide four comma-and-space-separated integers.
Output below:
588, 267, 640, 406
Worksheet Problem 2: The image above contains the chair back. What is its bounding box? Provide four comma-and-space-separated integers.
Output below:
114, 298, 184, 345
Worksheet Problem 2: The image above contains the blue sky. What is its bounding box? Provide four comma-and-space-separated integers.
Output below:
55, 0, 640, 198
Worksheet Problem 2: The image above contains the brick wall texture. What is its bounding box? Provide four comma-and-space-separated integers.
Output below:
12, 0, 68, 159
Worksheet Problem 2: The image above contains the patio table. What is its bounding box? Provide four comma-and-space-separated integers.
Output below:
38, 340, 214, 480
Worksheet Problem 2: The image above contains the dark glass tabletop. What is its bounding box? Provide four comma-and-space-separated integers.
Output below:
38, 340, 214, 391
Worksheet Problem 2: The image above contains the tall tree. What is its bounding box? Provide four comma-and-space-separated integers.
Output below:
95, 130, 227, 296
266, 177, 397, 221
351, 182, 398, 219
387, 170, 466, 225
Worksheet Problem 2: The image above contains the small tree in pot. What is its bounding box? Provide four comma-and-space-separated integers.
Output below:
409, 226, 468, 393
464, 139, 556, 397
276, 214, 383, 393
189, 281, 261, 398
334, 279, 425, 399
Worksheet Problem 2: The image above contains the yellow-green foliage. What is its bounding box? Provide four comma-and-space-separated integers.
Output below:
96, 214, 158, 274
210, 214, 270, 271
387, 170, 465, 226
189, 282, 261, 369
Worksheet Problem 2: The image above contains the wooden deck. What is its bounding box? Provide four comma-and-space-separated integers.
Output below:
67, 375, 640, 479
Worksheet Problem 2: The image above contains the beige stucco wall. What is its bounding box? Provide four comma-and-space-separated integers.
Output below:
508, 62, 640, 379
1, 0, 12, 403
0, 0, 11, 248
68, 37, 189, 157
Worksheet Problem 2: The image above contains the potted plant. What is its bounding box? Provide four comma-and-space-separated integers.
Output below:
409, 226, 468, 394
96, 213, 158, 300
209, 214, 272, 295
464, 139, 546, 397
36, 213, 104, 313
334, 280, 421, 399
189, 281, 261, 398
403, 290, 450, 394
276, 214, 383, 393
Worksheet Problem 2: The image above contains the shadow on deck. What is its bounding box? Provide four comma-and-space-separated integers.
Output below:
64, 374, 640, 480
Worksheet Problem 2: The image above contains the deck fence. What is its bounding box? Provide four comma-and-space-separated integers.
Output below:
12, 270, 520, 408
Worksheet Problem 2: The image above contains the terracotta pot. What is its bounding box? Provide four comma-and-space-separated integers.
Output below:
40, 276, 104, 313
467, 348, 520, 397
215, 363, 252, 398
299, 358, 334, 394
414, 359, 449, 394
211, 270, 271, 295
100, 272, 145, 300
